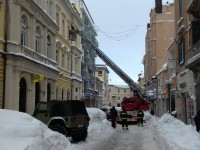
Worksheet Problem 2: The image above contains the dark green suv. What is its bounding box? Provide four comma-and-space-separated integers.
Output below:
33, 100, 90, 141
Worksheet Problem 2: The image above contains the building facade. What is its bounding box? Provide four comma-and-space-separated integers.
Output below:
187, 0, 200, 120
55, 0, 83, 101
95, 64, 109, 106
80, 0, 99, 107
0, 1, 6, 108
108, 85, 133, 107
144, 0, 175, 115
4, 0, 59, 114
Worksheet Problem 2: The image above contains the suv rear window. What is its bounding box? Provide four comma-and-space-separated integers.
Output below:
49, 100, 88, 117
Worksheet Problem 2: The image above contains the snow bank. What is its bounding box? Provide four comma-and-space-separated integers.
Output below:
0, 109, 71, 150
146, 113, 200, 150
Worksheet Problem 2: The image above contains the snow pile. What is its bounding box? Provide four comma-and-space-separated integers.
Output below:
87, 107, 106, 122
87, 108, 113, 132
147, 113, 200, 150
0, 109, 71, 150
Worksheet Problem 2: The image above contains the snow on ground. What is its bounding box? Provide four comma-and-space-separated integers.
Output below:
0, 108, 200, 150
145, 113, 200, 150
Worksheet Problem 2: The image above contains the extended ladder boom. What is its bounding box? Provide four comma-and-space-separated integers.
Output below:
70, 30, 143, 93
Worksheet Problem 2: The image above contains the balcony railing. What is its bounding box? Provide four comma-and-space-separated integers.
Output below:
21, 46, 57, 68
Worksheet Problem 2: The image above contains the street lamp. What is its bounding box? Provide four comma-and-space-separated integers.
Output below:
165, 79, 172, 113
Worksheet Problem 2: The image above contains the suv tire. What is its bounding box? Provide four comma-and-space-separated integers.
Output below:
49, 124, 67, 136
71, 129, 88, 142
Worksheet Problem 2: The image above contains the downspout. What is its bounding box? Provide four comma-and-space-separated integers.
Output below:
2, 0, 9, 108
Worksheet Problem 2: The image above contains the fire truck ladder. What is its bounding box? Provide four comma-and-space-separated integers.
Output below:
70, 30, 143, 94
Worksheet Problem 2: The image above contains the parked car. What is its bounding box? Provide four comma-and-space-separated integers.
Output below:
99, 107, 111, 120
33, 100, 90, 142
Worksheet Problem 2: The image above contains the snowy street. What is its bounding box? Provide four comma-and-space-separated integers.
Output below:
1, 108, 200, 150
86, 124, 159, 150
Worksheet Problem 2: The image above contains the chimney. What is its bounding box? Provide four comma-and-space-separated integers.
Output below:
155, 0, 162, 13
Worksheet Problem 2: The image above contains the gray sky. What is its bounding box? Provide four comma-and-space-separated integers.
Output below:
84, 0, 174, 85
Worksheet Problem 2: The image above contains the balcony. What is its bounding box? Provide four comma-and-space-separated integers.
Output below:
187, 40, 200, 70
187, 0, 200, 18
21, 46, 57, 68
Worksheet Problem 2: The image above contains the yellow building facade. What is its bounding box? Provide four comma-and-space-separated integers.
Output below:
55, 0, 83, 100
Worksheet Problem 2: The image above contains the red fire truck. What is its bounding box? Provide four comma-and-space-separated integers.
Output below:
117, 90, 149, 123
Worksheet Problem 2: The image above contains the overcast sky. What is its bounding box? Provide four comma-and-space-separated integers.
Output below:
83, 0, 174, 85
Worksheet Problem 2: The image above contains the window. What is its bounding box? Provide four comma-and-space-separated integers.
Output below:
124, 89, 126, 93
98, 71, 102, 76
192, 20, 200, 45
47, 35, 51, 58
178, 38, 185, 65
56, 49, 58, 63
118, 89, 120, 93
56, 42, 61, 64
35, 26, 41, 53
178, 0, 183, 19
67, 57, 71, 70
21, 15, 28, 46
56, 12, 59, 27
62, 53, 65, 68
62, 19, 65, 35
47, 0, 52, 16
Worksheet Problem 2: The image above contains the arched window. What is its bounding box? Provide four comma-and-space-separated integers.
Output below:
56, 42, 61, 64
35, 26, 41, 53
47, 34, 51, 58
21, 15, 28, 46
62, 53, 65, 68
35, 26, 41, 52
67, 56, 71, 71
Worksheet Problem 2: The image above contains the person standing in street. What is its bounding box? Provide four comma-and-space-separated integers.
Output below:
120, 108, 128, 130
137, 108, 144, 127
194, 110, 200, 132
110, 106, 118, 128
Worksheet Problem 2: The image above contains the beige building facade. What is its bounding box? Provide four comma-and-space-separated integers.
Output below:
95, 64, 109, 106
144, 1, 175, 115
108, 85, 133, 107
3, 0, 59, 114
144, 0, 200, 125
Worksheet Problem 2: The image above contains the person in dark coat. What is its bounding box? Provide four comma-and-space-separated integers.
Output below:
120, 108, 128, 130
110, 106, 118, 128
137, 108, 144, 127
150, 109, 154, 115
194, 110, 200, 132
